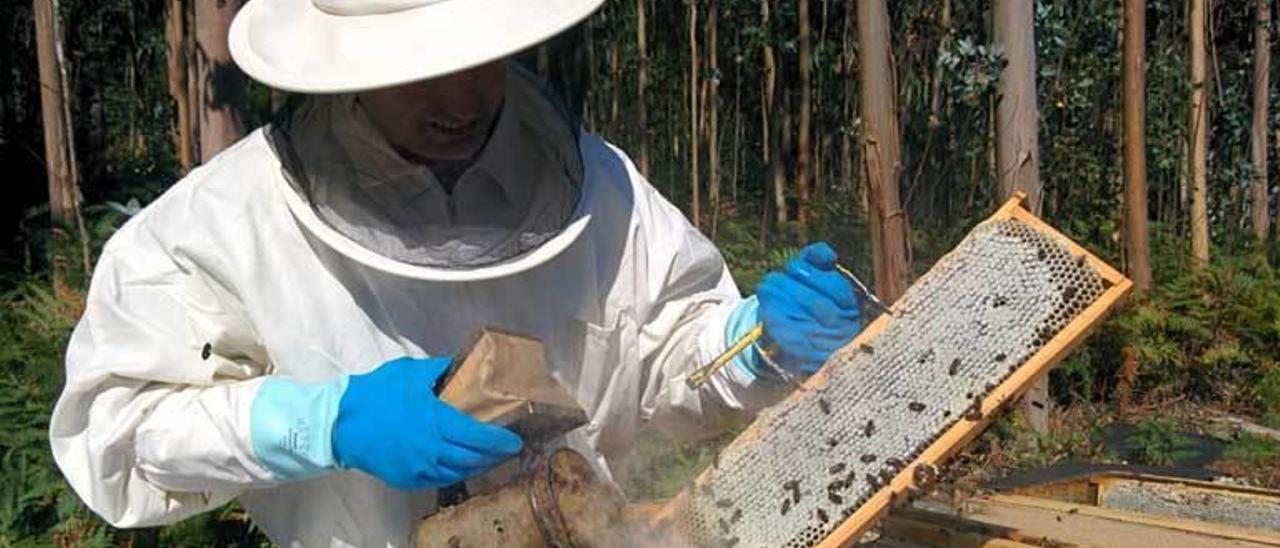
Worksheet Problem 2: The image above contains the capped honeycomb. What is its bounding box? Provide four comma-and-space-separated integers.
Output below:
673, 216, 1119, 548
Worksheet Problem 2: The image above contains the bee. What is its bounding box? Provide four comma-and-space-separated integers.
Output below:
912, 463, 939, 486
829, 463, 846, 475
781, 498, 792, 515
816, 508, 829, 523
863, 420, 876, 437
828, 491, 843, 505
1031, 400, 1046, 409
860, 344, 875, 355
818, 398, 831, 415
908, 402, 926, 412
885, 458, 904, 469
860, 454, 877, 463
201, 343, 212, 360
783, 480, 801, 503
827, 437, 840, 448
994, 353, 1007, 362
729, 509, 742, 523
715, 499, 733, 508
948, 358, 960, 376
865, 474, 879, 488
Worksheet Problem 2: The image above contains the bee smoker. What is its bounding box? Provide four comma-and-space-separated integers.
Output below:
413, 330, 632, 548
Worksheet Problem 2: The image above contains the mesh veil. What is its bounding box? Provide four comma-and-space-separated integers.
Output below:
266, 64, 584, 269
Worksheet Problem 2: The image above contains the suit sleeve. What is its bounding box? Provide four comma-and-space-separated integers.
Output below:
50, 218, 279, 528
627, 166, 789, 441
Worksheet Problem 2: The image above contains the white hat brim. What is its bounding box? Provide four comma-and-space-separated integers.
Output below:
230, 0, 605, 93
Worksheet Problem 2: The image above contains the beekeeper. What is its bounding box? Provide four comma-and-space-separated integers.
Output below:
49, 0, 863, 545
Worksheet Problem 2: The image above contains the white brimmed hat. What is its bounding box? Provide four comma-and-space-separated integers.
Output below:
229, 0, 605, 93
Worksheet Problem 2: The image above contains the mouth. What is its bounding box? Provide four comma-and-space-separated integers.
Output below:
426, 118, 479, 137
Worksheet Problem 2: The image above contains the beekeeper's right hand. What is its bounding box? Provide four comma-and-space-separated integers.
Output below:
251, 356, 523, 490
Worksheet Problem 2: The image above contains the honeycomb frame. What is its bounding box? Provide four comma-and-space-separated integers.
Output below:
659, 193, 1133, 547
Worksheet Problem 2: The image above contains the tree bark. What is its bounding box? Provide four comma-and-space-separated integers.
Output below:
635, 0, 649, 176
194, 0, 245, 162
1124, 0, 1153, 292
707, 3, 721, 237
762, 0, 787, 226
856, 0, 908, 304
994, 0, 1048, 433
689, 0, 700, 228
795, 0, 813, 231
1252, 0, 1271, 243
166, 0, 193, 171
1189, 0, 1210, 265
34, 0, 90, 282
994, 0, 1043, 212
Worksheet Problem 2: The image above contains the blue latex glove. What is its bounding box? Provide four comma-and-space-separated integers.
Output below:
728, 242, 862, 378
250, 356, 523, 490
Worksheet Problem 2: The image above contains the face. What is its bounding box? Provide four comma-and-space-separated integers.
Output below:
359, 61, 507, 165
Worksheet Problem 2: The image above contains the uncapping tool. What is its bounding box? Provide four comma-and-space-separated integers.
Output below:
684, 265, 892, 390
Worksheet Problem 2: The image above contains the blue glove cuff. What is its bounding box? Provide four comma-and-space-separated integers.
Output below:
251, 375, 349, 481
725, 296, 769, 382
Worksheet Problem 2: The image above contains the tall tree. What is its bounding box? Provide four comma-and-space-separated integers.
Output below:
1124, 0, 1153, 292
838, 1, 855, 208
166, 0, 193, 171
689, 0, 700, 228
707, 3, 721, 236
635, 0, 649, 176
795, 0, 813, 230
34, 0, 89, 280
193, 0, 245, 162
856, 0, 908, 304
994, 0, 1043, 211
1189, 0, 1210, 265
994, 0, 1048, 432
1252, 0, 1271, 243
762, 0, 788, 228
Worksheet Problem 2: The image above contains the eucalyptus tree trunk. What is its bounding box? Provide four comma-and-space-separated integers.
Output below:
994, 0, 1043, 212
34, 0, 90, 281
1252, 0, 1271, 243
856, 0, 908, 304
795, 0, 813, 231
166, 0, 193, 171
762, 0, 787, 227
194, 0, 245, 162
840, 1, 857, 212
635, 0, 649, 176
994, 0, 1048, 433
1189, 0, 1210, 265
688, 0, 700, 228
707, 3, 721, 237
1123, 0, 1152, 292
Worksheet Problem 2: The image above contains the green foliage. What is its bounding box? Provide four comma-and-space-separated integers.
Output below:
1129, 417, 1198, 467
1105, 254, 1274, 404
1222, 432, 1280, 468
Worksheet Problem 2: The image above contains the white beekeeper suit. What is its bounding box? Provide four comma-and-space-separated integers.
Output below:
49, 0, 786, 545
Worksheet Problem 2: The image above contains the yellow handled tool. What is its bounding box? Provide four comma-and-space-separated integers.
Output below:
684, 324, 766, 389
684, 265, 891, 390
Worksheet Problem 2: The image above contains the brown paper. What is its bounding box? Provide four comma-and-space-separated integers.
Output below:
438, 329, 588, 444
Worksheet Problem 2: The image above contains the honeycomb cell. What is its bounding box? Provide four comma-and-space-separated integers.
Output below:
672, 219, 1106, 547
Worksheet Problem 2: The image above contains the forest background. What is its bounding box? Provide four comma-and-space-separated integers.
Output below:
4, 0, 1280, 545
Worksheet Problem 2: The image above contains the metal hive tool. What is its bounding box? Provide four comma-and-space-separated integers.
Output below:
662, 194, 1132, 548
